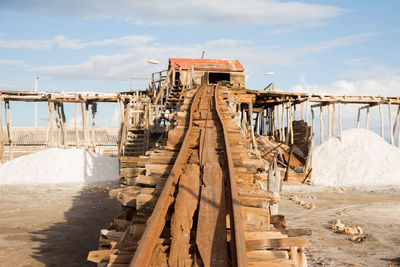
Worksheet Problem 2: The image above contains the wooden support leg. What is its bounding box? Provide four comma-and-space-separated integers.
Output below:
290, 103, 294, 145
332, 104, 336, 135
366, 106, 370, 130
91, 102, 97, 148
356, 107, 361, 128
0, 98, 4, 163
389, 103, 394, 145
339, 103, 343, 141
277, 105, 281, 141
60, 103, 67, 148
320, 106, 323, 144
327, 104, 331, 139
5, 101, 13, 160
379, 103, 384, 138
81, 102, 88, 148
49, 102, 54, 148
75, 102, 80, 148
281, 103, 285, 142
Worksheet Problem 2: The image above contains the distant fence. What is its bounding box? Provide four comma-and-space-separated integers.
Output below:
1, 127, 119, 160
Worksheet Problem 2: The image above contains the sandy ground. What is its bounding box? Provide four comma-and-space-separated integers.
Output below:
0, 183, 120, 267
1, 182, 400, 267
280, 185, 400, 267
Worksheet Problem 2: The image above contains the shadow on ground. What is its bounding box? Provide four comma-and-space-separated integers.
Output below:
30, 188, 120, 266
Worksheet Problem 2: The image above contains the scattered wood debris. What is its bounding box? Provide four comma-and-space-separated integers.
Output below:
286, 194, 316, 209
331, 218, 371, 243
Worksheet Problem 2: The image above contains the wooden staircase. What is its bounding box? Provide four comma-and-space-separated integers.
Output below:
123, 128, 149, 157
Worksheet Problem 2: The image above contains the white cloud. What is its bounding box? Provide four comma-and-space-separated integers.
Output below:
0, 58, 24, 67
0, 0, 347, 26
0, 35, 154, 50
341, 58, 370, 67
30, 33, 374, 81
265, 21, 326, 36
291, 67, 400, 96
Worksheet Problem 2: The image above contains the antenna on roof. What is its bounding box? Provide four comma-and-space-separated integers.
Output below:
201, 51, 205, 59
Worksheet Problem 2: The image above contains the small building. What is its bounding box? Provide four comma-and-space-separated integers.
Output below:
168, 58, 246, 87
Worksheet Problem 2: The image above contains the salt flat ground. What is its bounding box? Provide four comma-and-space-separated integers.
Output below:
1, 183, 399, 266
281, 185, 400, 267
0, 184, 120, 267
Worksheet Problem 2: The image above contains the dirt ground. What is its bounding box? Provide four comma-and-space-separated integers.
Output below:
280, 185, 400, 267
0, 183, 120, 267
1, 183, 400, 267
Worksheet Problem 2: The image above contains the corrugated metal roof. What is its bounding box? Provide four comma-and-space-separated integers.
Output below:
169, 58, 245, 72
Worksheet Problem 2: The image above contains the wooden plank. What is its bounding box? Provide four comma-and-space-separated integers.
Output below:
87, 249, 118, 263
245, 231, 287, 240
169, 163, 200, 266
246, 237, 310, 250
247, 250, 289, 260
196, 123, 228, 266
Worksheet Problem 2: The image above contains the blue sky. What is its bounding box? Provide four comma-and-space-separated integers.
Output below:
0, 0, 400, 133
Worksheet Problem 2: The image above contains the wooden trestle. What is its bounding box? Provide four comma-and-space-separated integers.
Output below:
89, 83, 310, 266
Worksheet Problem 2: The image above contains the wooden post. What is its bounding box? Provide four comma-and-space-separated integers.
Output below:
0, 98, 3, 163
241, 105, 246, 138
332, 104, 336, 135
85, 102, 91, 147
281, 103, 285, 142
327, 104, 331, 139
293, 104, 297, 121
398, 112, 400, 148
249, 101, 258, 150
392, 105, 400, 137
75, 102, 80, 148
81, 102, 88, 148
285, 103, 290, 144
339, 103, 343, 140
306, 98, 309, 124
91, 102, 97, 148
356, 107, 361, 128
54, 103, 61, 147
290, 103, 294, 145
379, 103, 384, 138
271, 107, 276, 137
4, 101, 13, 160
49, 102, 54, 148
60, 103, 67, 148
277, 105, 282, 141
320, 106, 323, 144
366, 106, 370, 130
301, 102, 304, 121
389, 103, 394, 145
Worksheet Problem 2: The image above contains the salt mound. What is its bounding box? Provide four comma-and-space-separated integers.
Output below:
312, 128, 400, 187
0, 148, 119, 185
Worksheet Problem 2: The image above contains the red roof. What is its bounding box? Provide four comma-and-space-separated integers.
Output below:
169, 58, 244, 72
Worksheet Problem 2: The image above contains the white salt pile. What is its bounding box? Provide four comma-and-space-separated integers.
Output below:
0, 148, 119, 185
312, 128, 400, 187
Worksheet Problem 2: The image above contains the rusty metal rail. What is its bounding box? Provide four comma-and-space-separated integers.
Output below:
130, 83, 247, 266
